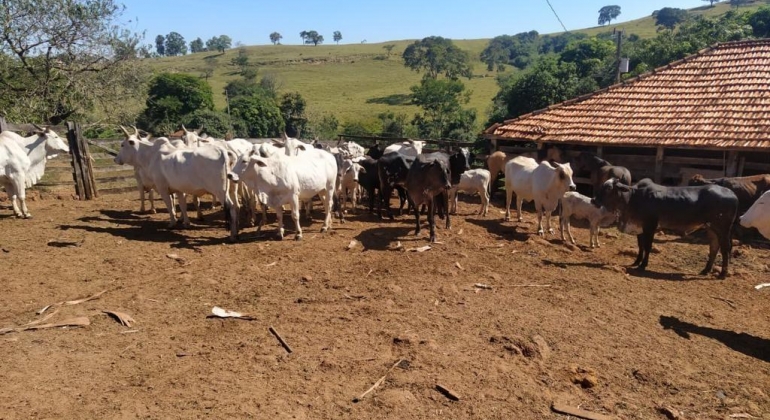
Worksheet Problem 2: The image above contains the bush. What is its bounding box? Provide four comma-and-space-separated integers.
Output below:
230, 95, 284, 138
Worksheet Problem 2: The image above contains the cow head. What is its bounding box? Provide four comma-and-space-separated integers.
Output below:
555, 162, 576, 192
33, 124, 69, 158
739, 191, 770, 240
366, 142, 383, 160
115, 125, 143, 166
181, 125, 204, 147
228, 151, 268, 183
592, 178, 632, 212
345, 162, 366, 184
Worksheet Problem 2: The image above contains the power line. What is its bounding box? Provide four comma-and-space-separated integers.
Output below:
545, 0, 569, 33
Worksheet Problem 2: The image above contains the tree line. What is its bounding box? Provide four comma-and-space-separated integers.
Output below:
152, 29, 346, 57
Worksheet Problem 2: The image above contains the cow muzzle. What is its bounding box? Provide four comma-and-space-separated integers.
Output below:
227, 172, 239, 182
569, 184, 577, 191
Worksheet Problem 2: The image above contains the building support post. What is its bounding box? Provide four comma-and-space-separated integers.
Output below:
654, 147, 664, 184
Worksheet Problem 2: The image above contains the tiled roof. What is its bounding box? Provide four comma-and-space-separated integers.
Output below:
484, 39, 770, 150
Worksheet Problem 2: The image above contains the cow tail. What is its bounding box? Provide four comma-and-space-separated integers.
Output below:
222, 149, 236, 230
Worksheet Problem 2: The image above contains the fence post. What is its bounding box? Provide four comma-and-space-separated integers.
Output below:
67, 122, 87, 200
0, 115, 7, 132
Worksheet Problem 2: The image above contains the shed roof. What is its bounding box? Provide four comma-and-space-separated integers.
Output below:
484, 39, 770, 150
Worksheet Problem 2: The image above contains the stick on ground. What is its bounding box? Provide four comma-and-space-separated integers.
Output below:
352, 358, 405, 403
551, 402, 613, 420
269, 326, 293, 354
435, 384, 460, 401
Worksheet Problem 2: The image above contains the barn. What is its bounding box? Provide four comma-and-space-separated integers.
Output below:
483, 39, 770, 187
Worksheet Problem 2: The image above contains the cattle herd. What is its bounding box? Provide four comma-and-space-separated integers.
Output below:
2, 125, 770, 280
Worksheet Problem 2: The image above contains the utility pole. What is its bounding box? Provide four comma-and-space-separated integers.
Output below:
614, 28, 624, 84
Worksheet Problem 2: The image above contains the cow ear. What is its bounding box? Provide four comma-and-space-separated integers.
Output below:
250, 156, 268, 167
358, 166, 367, 174
297, 144, 307, 151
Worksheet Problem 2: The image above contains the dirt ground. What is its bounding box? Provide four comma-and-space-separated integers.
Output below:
0, 191, 768, 420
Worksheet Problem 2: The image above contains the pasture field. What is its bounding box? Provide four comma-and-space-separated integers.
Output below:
0, 192, 768, 419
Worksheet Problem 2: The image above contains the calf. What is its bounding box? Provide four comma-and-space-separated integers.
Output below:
355, 156, 380, 213
739, 190, 770, 240
377, 151, 414, 219
504, 156, 576, 236
559, 191, 617, 248
406, 152, 452, 242
449, 169, 490, 216
338, 159, 366, 211
366, 142, 384, 160
688, 174, 770, 214
593, 178, 738, 278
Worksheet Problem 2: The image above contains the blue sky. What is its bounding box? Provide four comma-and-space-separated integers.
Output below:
120, 1, 710, 46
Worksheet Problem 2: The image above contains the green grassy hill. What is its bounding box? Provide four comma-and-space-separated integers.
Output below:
145, 1, 766, 131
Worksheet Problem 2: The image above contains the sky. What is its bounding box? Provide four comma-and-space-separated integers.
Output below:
120, 0, 710, 46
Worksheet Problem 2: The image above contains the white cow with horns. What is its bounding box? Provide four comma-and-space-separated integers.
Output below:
0, 125, 70, 218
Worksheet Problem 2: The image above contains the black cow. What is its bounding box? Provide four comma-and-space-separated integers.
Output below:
688, 174, 770, 214
406, 152, 452, 243
356, 156, 381, 213
366, 142, 384, 160
448, 147, 473, 185
377, 152, 414, 219
593, 178, 739, 279
573, 152, 632, 195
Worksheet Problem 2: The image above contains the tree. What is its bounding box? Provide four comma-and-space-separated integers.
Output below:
559, 38, 615, 78
402, 36, 473, 79
383, 44, 396, 57
300, 31, 308, 44
303, 30, 324, 46
309, 114, 339, 140
702, 0, 720, 6
0, 0, 146, 124
139, 73, 214, 135
480, 31, 540, 72
730, 0, 750, 7
165, 31, 187, 56
183, 109, 247, 138
190, 37, 205, 53
749, 6, 770, 37
231, 47, 251, 76
333, 31, 342, 44
409, 77, 477, 140
230, 94, 284, 138
269, 32, 282, 45
155, 34, 166, 56
280, 92, 308, 137
201, 58, 217, 81
598, 5, 621, 26
206, 35, 231, 53
654, 8, 688, 29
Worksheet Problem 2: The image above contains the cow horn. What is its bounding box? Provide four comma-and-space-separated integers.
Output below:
132, 125, 139, 136
181, 124, 188, 133
120, 125, 131, 137
281, 132, 288, 140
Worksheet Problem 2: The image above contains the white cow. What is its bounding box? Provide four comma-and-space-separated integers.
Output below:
383, 140, 425, 158
559, 191, 617, 247
338, 159, 366, 211
115, 135, 238, 240
337, 141, 366, 159
739, 190, 770, 240
448, 169, 491, 216
505, 156, 576, 236
0, 126, 70, 187
228, 148, 337, 240
0, 126, 69, 218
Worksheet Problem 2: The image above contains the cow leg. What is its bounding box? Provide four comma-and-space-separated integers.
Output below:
428, 198, 437, 243
368, 186, 376, 214
535, 202, 545, 236
504, 187, 513, 222
225, 192, 238, 242
194, 195, 204, 221
397, 187, 408, 216
701, 229, 720, 276
442, 192, 450, 230
543, 204, 555, 235
590, 222, 599, 248
178, 193, 191, 227
292, 201, 303, 241
7, 178, 24, 218
413, 200, 421, 237
138, 182, 146, 213
275, 205, 286, 240
320, 190, 333, 233
631, 234, 644, 267
718, 229, 732, 279
159, 190, 178, 228
148, 189, 157, 214
637, 227, 655, 271
516, 197, 524, 223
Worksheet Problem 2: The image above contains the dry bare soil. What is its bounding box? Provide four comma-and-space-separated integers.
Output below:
1, 192, 769, 420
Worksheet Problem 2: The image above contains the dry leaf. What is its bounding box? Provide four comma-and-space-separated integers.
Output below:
408, 245, 432, 252
755, 283, 770, 290
264, 261, 277, 267
103, 310, 135, 327
455, 262, 464, 270
209, 306, 255, 321
346, 240, 358, 250
38, 289, 107, 315
474, 283, 493, 290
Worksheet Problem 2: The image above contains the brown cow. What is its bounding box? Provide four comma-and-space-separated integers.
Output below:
688, 174, 770, 214
573, 152, 632, 195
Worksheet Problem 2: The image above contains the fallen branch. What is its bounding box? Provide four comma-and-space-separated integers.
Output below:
710, 296, 737, 309
269, 326, 293, 354
510, 284, 552, 287
551, 402, 613, 420
0, 317, 90, 335
353, 358, 405, 403
435, 384, 460, 401
103, 310, 135, 327
208, 306, 255, 321
755, 283, 770, 290
473, 283, 493, 290
38, 289, 107, 315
